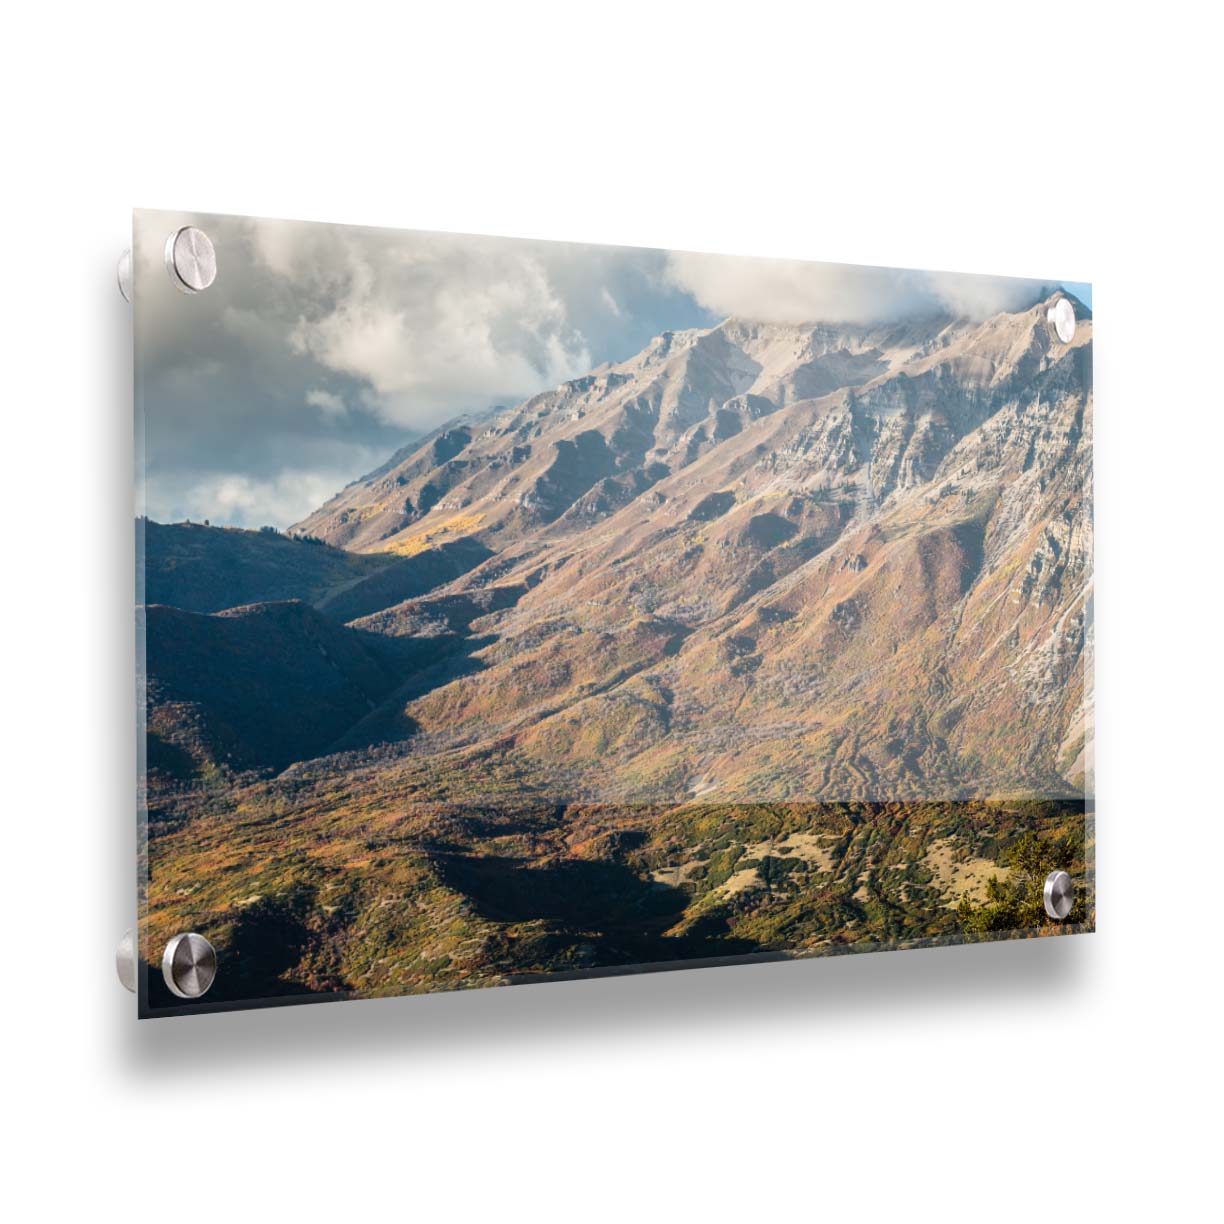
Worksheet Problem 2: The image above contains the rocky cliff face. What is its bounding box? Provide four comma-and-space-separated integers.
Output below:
288, 293, 1092, 805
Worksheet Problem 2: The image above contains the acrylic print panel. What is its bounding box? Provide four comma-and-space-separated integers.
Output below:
133, 209, 1094, 1016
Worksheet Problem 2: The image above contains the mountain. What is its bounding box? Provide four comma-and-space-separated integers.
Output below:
141, 293, 1093, 1006
292, 294, 1093, 806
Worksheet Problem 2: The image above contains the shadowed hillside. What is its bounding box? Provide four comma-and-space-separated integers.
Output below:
140, 519, 392, 612
143, 600, 425, 778
141, 519, 491, 619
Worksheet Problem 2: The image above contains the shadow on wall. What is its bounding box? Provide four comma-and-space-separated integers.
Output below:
116, 926, 1092, 1078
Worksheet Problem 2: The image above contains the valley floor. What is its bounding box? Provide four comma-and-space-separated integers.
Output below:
139, 790, 1092, 1012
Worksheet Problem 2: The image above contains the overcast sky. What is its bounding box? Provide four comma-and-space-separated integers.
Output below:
134, 209, 1090, 529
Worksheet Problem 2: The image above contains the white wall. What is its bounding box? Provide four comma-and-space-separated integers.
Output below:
3, 3, 1217, 1218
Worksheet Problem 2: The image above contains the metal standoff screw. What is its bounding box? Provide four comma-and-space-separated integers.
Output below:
161, 933, 217, 999
117, 248, 132, 302
1047, 296, 1076, 344
164, 226, 217, 295
115, 929, 136, 993
1043, 870, 1075, 921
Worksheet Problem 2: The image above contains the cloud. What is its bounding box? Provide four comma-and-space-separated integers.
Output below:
305, 388, 347, 419
921, 270, 1053, 320
162, 456, 385, 530
239, 221, 601, 426
665, 250, 1051, 325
